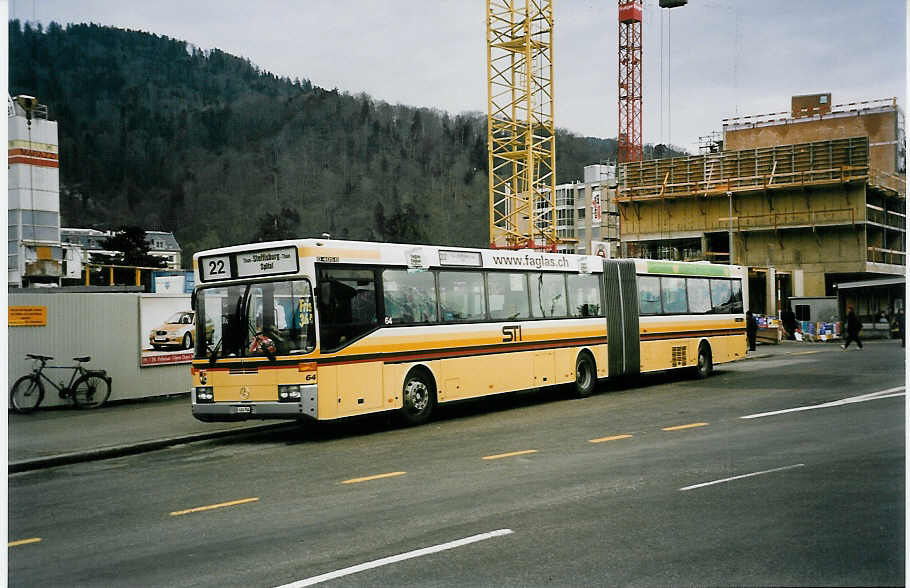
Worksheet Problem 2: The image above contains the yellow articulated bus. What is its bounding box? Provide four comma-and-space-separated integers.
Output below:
190, 239, 747, 425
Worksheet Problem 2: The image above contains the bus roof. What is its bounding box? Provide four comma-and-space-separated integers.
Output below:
632, 259, 745, 278
193, 238, 744, 284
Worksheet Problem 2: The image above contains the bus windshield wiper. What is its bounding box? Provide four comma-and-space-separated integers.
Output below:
208, 337, 223, 365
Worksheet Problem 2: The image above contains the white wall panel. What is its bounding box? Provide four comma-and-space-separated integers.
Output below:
8, 167, 59, 195
7, 188, 60, 212
9, 293, 191, 406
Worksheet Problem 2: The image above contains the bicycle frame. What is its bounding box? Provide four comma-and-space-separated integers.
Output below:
31, 363, 85, 396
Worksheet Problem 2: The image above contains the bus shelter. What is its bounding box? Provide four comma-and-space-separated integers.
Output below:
835, 276, 905, 338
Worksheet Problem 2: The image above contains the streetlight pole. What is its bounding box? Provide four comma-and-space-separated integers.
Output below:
727, 191, 733, 264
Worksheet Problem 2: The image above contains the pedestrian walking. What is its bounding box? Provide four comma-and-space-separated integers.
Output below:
781, 305, 797, 340
746, 310, 757, 351
841, 306, 863, 350
897, 308, 905, 348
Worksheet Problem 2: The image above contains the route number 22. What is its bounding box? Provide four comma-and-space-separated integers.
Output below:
208, 259, 226, 276
203, 256, 231, 280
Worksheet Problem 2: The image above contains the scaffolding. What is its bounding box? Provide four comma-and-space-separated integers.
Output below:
486, 0, 557, 249
698, 131, 723, 155
618, 136, 881, 201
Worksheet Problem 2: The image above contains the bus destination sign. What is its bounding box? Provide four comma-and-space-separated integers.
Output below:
236, 246, 299, 278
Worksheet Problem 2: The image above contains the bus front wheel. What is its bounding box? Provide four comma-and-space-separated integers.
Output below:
398, 369, 436, 426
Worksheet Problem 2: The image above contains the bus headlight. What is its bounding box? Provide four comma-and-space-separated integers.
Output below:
195, 386, 214, 403
278, 385, 302, 402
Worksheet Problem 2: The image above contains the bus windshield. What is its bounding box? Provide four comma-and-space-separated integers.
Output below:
196, 279, 315, 360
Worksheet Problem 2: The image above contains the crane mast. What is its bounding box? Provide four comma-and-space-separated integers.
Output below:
486, 0, 558, 250
618, 0, 643, 164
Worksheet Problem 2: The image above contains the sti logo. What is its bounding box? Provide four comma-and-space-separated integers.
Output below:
501, 325, 522, 343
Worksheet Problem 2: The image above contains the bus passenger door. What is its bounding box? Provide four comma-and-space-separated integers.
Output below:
603, 260, 640, 378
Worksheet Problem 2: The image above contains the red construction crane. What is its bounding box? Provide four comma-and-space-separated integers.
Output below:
618, 0, 643, 163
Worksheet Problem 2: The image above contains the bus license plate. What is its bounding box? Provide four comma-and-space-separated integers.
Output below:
234, 406, 252, 414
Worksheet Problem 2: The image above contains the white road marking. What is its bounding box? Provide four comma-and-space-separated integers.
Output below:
275, 529, 514, 587
680, 464, 805, 492
740, 386, 905, 420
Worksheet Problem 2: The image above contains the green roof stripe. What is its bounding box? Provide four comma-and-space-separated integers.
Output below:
645, 261, 730, 277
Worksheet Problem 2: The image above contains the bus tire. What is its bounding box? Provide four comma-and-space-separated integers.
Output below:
573, 353, 597, 398
694, 342, 713, 379
397, 369, 436, 426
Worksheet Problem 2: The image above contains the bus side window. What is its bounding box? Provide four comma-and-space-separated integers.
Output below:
687, 278, 712, 314
530, 273, 568, 318
661, 277, 688, 314
730, 280, 744, 313
439, 271, 486, 321
638, 276, 661, 315
710, 279, 733, 314
568, 273, 602, 318
488, 272, 530, 320
382, 269, 438, 324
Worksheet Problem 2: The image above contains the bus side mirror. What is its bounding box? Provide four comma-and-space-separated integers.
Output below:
191, 290, 197, 311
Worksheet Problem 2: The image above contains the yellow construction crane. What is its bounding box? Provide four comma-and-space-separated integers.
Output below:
486, 0, 559, 250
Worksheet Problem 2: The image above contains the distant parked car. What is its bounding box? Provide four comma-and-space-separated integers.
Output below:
149, 311, 212, 351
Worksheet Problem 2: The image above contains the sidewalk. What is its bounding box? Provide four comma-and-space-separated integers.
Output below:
8, 339, 895, 473
8, 394, 292, 473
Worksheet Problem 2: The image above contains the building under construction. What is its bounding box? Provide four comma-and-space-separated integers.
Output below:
617, 94, 905, 315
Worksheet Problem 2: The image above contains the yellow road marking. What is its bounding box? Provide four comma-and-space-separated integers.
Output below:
341, 471, 407, 484
482, 449, 538, 460
662, 422, 709, 431
8, 537, 41, 547
169, 497, 259, 516
589, 434, 633, 444
791, 350, 823, 356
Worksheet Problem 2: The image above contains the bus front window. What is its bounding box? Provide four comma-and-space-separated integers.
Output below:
246, 280, 316, 356
197, 286, 246, 360
197, 280, 315, 360
246, 280, 316, 357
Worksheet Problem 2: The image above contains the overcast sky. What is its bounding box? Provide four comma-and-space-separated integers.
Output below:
9, 0, 908, 154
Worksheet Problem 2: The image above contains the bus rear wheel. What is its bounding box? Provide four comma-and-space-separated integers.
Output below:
694, 343, 713, 379
573, 353, 597, 398
397, 370, 436, 426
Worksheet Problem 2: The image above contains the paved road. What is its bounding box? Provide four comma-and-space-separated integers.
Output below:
8, 343, 905, 587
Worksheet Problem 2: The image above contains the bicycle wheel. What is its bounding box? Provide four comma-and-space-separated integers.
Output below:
10, 375, 44, 414
72, 374, 111, 409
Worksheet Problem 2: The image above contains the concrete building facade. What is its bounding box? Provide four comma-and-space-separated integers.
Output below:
552, 164, 620, 257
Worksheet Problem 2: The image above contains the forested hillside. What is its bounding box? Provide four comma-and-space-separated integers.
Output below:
9, 20, 622, 263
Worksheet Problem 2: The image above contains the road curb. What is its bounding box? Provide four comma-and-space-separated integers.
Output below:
9, 422, 296, 474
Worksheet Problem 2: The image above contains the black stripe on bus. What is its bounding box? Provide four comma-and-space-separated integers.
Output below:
194, 335, 607, 371
640, 328, 745, 341
192, 328, 743, 371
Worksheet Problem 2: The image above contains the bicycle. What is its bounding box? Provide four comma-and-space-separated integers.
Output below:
10, 354, 112, 414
